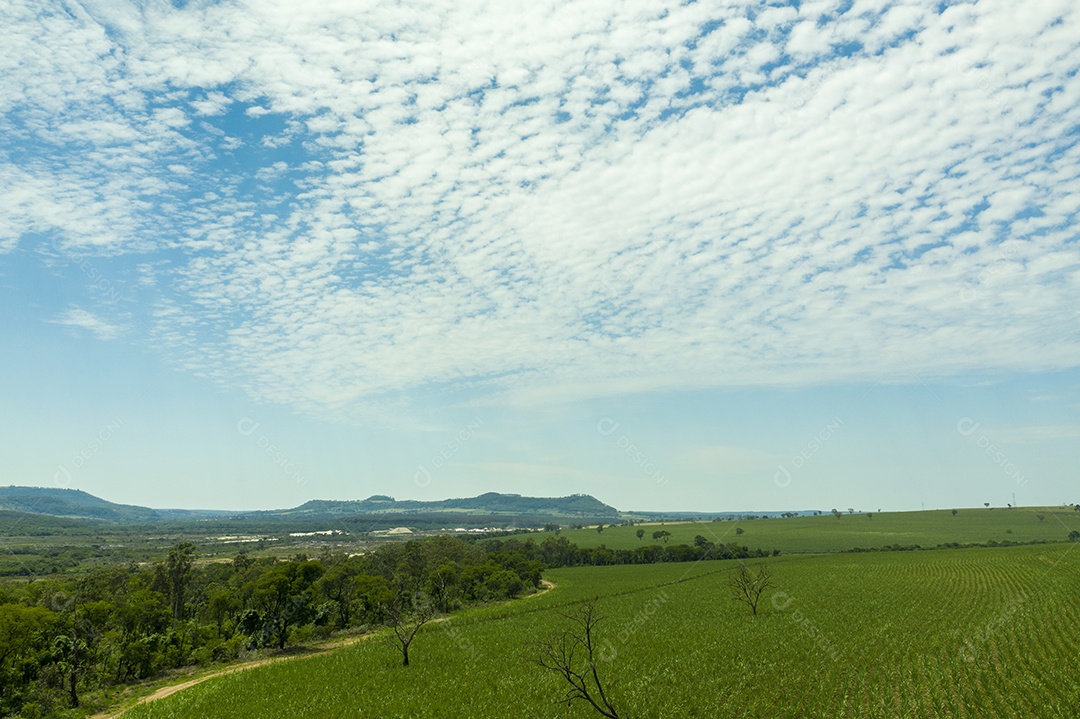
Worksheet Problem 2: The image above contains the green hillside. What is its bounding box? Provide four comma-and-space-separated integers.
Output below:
279, 492, 619, 519
558, 506, 1080, 554
0, 486, 159, 522
119, 543, 1080, 718
0, 487, 619, 527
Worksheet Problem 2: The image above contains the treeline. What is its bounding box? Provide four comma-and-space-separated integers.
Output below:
0, 535, 543, 718
487, 534, 776, 567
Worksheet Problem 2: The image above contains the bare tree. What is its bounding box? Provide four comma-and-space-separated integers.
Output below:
729, 561, 771, 616
385, 593, 437, 666
532, 599, 622, 719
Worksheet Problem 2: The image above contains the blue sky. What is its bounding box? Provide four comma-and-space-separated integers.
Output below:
1, 0, 1078, 512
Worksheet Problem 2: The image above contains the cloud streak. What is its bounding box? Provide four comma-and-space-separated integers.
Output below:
50, 307, 124, 341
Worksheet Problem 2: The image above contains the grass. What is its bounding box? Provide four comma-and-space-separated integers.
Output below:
119, 542, 1080, 718
555, 506, 1080, 553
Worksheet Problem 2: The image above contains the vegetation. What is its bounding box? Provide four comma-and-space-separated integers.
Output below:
6, 505, 1080, 717
0, 535, 546, 717
521, 534, 771, 567
386, 595, 437, 667
552, 506, 1080, 553
532, 599, 622, 718
0, 488, 618, 532
114, 543, 1080, 718
728, 561, 771, 616
285, 491, 619, 519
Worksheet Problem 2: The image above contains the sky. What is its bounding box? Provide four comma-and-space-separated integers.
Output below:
1, 0, 1078, 513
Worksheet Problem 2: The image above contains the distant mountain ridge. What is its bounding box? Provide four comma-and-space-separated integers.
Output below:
282, 492, 619, 518
0, 486, 161, 522
0, 486, 229, 522
0, 486, 619, 523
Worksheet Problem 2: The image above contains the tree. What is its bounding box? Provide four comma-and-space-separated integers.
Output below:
831, 509, 842, 519
635, 528, 645, 541
984, 503, 990, 508
161, 542, 195, 621
51, 633, 86, 708
735, 527, 745, 536
425, 561, 462, 613
729, 562, 771, 616
206, 587, 241, 636
0, 604, 55, 707
866, 513, 873, 520
532, 598, 622, 719
51, 585, 96, 709
952, 509, 958, 516
248, 560, 324, 650
1037, 514, 1045, 522
385, 592, 437, 666
651, 530, 671, 544
596, 524, 604, 534
1069, 530, 1080, 542
318, 557, 365, 627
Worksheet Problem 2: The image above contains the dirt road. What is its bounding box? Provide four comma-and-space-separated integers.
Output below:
95, 579, 555, 717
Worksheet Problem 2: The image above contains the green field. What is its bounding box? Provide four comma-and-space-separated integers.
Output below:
120, 541, 1080, 718
558, 506, 1080, 553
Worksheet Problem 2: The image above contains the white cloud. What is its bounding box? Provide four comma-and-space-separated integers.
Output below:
3, 0, 1079, 419
191, 91, 231, 116
50, 307, 124, 341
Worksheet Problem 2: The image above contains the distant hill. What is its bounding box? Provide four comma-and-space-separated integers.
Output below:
251, 492, 620, 520
0, 486, 162, 522
0, 486, 230, 523
0, 487, 619, 525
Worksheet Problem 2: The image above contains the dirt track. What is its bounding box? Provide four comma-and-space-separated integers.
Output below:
95, 579, 555, 718
94, 633, 374, 719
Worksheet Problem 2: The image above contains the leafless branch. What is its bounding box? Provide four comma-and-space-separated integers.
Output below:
530, 599, 622, 719
730, 561, 772, 616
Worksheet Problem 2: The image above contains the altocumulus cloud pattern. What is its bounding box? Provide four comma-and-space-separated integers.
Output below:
2, 0, 1078, 418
